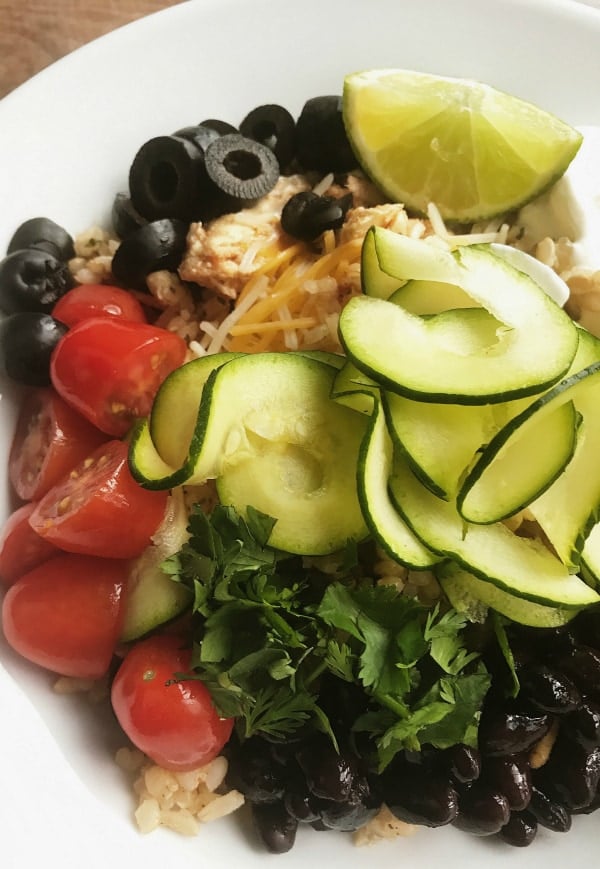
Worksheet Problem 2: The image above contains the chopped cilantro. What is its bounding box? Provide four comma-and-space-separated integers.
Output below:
163, 504, 491, 768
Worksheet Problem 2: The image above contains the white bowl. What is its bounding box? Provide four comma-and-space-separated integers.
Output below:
2, 0, 600, 867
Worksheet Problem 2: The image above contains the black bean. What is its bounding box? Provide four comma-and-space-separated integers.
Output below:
295, 740, 358, 803
226, 737, 287, 803
453, 783, 511, 836
538, 737, 600, 810
446, 744, 482, 784
482, 754, 532, 811
552, 644, 600, 698
528, 785, 571, 832
251, 800, 298, 854
478, 705, 550, 757
566, 698, 600, 749
517, 664, 581, 714
382, 759, 458, 827
314, 775, 381, 832
499, 810, 538, 847
284, 786, 320, 824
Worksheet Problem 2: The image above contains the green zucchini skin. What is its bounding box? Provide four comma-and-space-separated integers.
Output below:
388, 453, 600, 610
355, 396, 441, 569
438, 563, 580, 629
341, 234, 579, 405
211, 353, 369, 555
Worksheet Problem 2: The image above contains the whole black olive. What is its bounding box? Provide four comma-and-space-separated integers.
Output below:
281, 191, 353, 241
111, 193, 147, 240
198, 118, 238, 136
251, 800, 298, 854
296, 95, 357, 173
129, 135, 208, 222
172, 123, 220, 154
239, 104, 297, 170
7, 217, 75, 261
110, 219, 188, 289
453, 783, 511, 835
0, 312, 67, 386
499, 809, 538, 847
0, 248, 73, 314
204, 134, 280, 215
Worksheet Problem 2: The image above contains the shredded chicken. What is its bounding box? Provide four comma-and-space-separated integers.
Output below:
178, 175, 310, 298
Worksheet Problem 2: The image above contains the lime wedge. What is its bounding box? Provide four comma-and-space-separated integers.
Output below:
343, 69, 582, 223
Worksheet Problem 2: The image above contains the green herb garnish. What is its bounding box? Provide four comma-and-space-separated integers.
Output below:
163, 504, 491, 769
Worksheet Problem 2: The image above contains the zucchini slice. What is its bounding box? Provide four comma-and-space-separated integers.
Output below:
331, 359, 378, 415
129, 352, 240, 489
214, 353, 368, 555
389, 279, 476, 314
388, 453, 599, 609
438, 563, 580, 628
528, 335, 600, 567
383, 390, 499, 500
356, 395, 440, 568
120, 490, 192, 642
340, 239, 578, 404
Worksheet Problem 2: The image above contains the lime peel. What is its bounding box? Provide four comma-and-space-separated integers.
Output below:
342, 68, 583, 224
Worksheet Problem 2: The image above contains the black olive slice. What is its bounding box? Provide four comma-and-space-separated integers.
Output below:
0, 312, 67, 386
7, 217, 75, 261
111, 193, 148, 240
281, 191, 353, 241
204, 134, 279, 214
199, 118, 238, 136
172, 124, 221, 154
129, 135, 207, 222
296, 96, 357, 173
0, 248, 74, 314
239, 104, 297, 170
110, 218, 188, 289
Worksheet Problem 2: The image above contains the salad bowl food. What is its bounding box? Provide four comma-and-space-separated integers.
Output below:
2, 0, 600, 867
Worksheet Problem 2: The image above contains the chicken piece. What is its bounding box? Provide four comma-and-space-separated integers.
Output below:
339, 202, 431, 245
178, 175, 310, 299
324, 172, 388, 209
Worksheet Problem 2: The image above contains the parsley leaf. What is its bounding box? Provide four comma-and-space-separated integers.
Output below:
164, 504, 491, 764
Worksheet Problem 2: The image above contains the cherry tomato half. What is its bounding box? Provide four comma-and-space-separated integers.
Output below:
111, 634, 234, 771
50, 317, 187, 436
0, 502, 59, 587
29, 439, 168, 559
52, 284, 147, 328
2, 553, 129, 678
8, 387, 107, 501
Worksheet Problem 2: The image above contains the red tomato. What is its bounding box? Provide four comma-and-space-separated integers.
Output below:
0, 502, 59, 587
111, 635, 234, 771
50, 317, 187, 437
8, 387, 107, 501
29, 439, 168, 559
2, 553, 128, 678
52, 284, 147, 328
